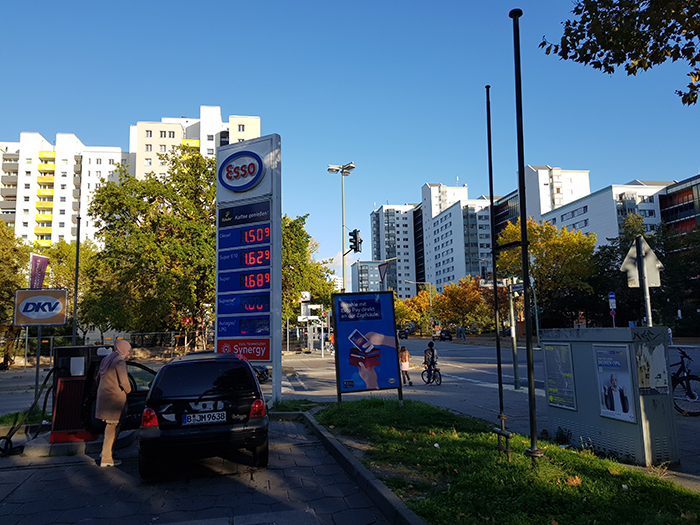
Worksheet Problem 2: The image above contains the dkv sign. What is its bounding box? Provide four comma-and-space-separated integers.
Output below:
14, 289, 69, 326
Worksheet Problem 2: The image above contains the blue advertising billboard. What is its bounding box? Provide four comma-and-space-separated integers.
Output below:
331, 291, 400, 394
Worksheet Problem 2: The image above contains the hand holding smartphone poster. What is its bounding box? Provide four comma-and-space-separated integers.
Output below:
332, 292, 400, 393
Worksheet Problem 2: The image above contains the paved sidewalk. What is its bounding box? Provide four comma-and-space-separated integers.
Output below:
0, 417, 421, 525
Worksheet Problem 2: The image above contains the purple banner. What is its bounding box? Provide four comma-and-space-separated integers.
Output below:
29, 253, 49, 289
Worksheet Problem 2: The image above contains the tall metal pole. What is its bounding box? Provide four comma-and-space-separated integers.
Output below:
486, 85, 506, 423
341, 173, 346, 291
72, 215, 81, 345
510, 7, 542, 459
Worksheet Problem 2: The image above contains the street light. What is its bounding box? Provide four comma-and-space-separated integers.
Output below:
328, 162, 356, 291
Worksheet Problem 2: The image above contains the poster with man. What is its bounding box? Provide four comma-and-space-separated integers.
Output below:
595, 344, 636, 423
331, 291, 400, 394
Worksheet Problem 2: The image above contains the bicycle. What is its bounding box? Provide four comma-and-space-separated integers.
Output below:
671, 348, 700, 416
422, 364, 442, 385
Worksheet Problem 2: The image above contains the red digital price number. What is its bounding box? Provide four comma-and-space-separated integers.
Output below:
225, 162, 257, 180
241, 226, 270, 244
240, 272, 270, 289
242, 249, 270, 266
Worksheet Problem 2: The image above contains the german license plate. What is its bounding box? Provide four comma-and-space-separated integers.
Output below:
182, 411, 226, 425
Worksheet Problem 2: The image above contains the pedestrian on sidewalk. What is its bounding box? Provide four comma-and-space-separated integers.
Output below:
96, 340, 131, 467
398, 346, 412, 386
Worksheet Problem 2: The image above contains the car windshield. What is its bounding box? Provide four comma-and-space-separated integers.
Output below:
152, 362, 254, 398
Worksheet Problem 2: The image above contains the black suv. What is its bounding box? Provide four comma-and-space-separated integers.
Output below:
138, 352, 269, 480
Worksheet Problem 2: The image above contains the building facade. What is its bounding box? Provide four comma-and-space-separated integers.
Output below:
351, 260, 384, 292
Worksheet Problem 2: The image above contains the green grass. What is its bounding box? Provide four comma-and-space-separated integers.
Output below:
315, 398, 700, 525
0, 408, 50, 427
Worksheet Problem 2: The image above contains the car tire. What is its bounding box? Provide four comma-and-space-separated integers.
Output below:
250, 440, 269, 468
139, 452, 160, 481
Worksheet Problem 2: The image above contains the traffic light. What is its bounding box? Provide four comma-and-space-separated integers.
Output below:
349, 229, 362, 253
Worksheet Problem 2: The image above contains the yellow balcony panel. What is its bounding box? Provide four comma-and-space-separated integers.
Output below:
37, 188, 54, 197
38, 151, 56, 160
35, 239, 51, 247
38, 163, 55, 172
181, 139, 200, 148
34, 226, 52, 234
36, 201, 53, 210
35, 214, 53, 221
37, 175, 55, 184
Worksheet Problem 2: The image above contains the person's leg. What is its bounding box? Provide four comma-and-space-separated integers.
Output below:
101, 422, 117, 464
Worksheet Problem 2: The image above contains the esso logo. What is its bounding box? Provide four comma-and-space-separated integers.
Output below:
19, 296, 64, 319
218, 151, 265, 192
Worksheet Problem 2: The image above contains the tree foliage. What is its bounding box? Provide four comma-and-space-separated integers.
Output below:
89, 147, 217, 336
281, 214, 336, 323
0, 221, 30, 322
394, 296, 419, 329
541, 0, 700, 105
433, 277, 491, 329
497, 218, 597, 328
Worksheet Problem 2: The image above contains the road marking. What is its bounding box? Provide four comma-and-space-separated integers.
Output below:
440, 372, 546, 397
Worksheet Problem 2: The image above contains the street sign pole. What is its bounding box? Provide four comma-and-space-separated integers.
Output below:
608, 292, 617, 328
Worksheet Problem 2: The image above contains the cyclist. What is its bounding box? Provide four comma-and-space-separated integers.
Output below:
423, 341, 438, 383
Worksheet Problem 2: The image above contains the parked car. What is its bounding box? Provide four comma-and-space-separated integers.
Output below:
138, 352, 269, 480
432, 329, 452, 341
397, 329, 408, 339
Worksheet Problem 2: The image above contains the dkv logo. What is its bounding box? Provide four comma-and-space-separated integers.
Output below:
19, 295, 64, 320
218, 151, 265, 192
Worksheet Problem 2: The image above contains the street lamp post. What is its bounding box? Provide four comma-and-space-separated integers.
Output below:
327, 162, 356, 291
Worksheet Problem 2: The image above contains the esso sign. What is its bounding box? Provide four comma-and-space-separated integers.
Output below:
19, 295, 64, 320
218, 151, 265, 192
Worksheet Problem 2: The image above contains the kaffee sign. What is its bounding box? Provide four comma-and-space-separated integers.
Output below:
14, 289, 69, 326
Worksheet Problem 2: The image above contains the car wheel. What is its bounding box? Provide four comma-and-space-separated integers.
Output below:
250, 440, 269, 468
139, 452, 160, 481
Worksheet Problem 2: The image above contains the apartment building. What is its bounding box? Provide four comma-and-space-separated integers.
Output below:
351, 260, 383, 292
1, 133, 123, 246
660, 174, 700, 234
128, 106, 260, 179
541, 180, 674, 247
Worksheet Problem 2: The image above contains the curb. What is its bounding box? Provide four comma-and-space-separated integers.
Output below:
272, 411, 426, 525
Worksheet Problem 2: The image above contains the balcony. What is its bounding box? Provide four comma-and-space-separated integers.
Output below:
38, 163, 55, 172
36, 201, 53, 210
72, 189, 81, 198
72, 201, 80, 210
1, 213, 15, 224
0, 200, 16, 210
71, 227, 78, 236
37, 188, 54, 197
37, 175, 54, 184
1, 174, 18, 184
73, 164, 82, 174
35, 213, 53, 222
36, 240, 51, 247
34, 226, 52, 235
2, 152, 19, 161
73, 176, 81, 185
2, 162, 18, 172
0, 187, 17, 197
181, 139, 200, 148
74, 155, 82, 162
38, 151, 56, 160
72, 214, 79, 223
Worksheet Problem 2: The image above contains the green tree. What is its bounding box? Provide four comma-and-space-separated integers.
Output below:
497, 218, 597, 328
394, 296, 419, 329
0, 222, 30, 322
89, 147, 216, 341
541, 0, 700, 105
406, 287, 436, 335
433, 277, 491, 331
281, 214, 336, 323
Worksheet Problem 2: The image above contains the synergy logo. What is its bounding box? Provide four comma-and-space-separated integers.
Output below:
19, 295, 64, 320
218, 151, 265, 192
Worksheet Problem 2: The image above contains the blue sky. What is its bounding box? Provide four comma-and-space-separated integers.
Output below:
2, 1, 698, 277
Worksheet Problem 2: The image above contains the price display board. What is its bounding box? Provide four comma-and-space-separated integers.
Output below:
216, 135, 281, 366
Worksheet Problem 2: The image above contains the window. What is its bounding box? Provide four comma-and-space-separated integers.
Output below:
238, 139, 245, 142
146, 130, 152, 137
24, 196, 29, 201
168, 131, 175, 138
25, 171, 31, 176
23, 209, 29, 214
22, 222, 28, 227
60, 209, 65, 215
26, 158, 31, 164
61, 172, 67, 177
96, 171, 101, 177
60, 184, 66, 190
109, 159, 115, 165
160, 131, 167, 138
24, 183, 30, 189
207, 135, 214, 141
96, 158, 102, 165
59, 222, 65, 228
207, 149, 214, 155
145, 158, 152, 166
60, 197, 66, 202
145, 144, 152, 152
238, 124, 245, 132
160, 145, 166, 152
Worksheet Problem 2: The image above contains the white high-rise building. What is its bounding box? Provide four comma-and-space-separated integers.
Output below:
351, 260, 383, 293
525, 165, 591, 221
128, 106, 260, 179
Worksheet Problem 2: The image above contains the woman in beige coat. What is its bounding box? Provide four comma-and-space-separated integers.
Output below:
96, 340, 131, 467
